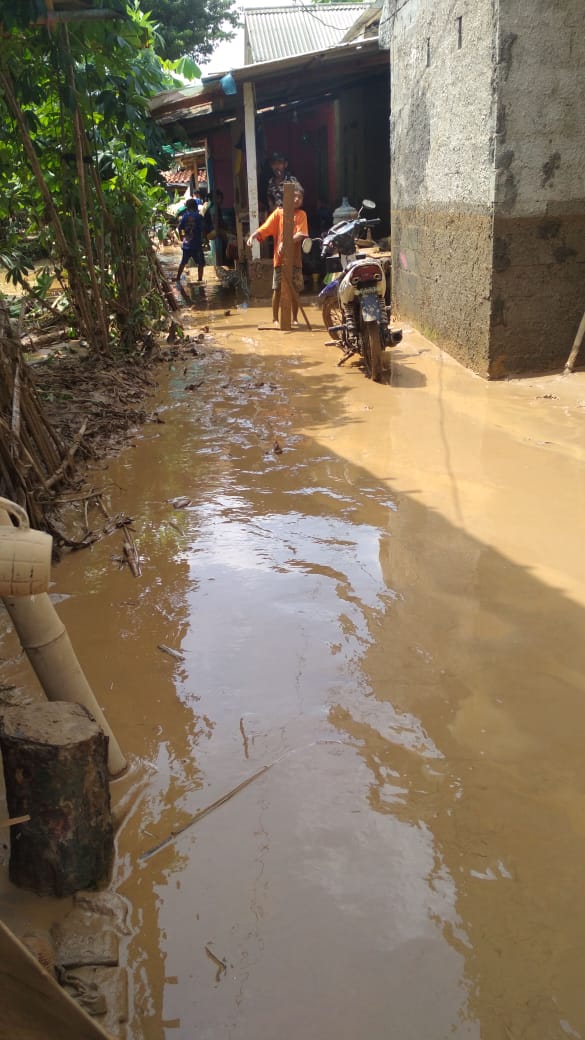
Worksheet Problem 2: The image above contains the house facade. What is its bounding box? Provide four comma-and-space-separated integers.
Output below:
150, 4, 390, 284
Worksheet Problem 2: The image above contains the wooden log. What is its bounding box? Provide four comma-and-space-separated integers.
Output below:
0, 701, 114, 897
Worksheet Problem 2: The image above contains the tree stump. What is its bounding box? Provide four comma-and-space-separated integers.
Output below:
0, 701, 114, 897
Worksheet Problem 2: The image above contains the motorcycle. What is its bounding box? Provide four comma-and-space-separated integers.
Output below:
303, 200, 402, 382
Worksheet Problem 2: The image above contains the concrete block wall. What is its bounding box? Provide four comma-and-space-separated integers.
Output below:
390, 0, 497, 375
490, 0, 585, 376
389, 0, 585, 377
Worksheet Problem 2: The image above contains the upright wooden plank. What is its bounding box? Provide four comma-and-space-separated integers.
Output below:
231, 118, 245, 263
243, 82, 260, 260
280, 180, 295, 331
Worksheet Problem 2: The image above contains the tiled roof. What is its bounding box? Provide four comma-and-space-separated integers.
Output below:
161, 169, 192, 185
244, 4, 371, 64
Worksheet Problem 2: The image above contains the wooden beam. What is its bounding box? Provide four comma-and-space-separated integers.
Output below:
280, 180, 294, 331
243, 81, 260, 259
0, 919, 112, 1040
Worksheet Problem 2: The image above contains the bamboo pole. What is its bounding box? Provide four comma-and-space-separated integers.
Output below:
0, 68, 72, 262
564, 309, 585, 374
64, 27, 109, 353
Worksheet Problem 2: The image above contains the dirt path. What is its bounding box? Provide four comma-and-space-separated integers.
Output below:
2, 283, 585, 1040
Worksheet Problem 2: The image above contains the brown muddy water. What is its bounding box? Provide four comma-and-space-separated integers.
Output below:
2, 275, 585, 1040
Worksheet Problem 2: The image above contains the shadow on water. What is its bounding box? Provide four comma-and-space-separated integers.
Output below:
130, 336, 585, 1037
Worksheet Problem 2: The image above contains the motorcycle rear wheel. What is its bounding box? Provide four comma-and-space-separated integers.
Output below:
363, 322, 383, 382
322, 297, 344, 341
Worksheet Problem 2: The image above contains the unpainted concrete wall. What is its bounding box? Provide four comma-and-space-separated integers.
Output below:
390, 0, 585, 377
390, 0, 497, 375
489, 0, 585, 376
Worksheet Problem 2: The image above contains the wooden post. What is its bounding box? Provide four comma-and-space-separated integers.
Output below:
0, 701, 114, 897
231, 117, 245, 263
280, 181, 295, 331
243, 81, 260, 260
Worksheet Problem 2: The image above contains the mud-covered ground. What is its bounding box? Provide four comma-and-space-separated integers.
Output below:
3, 255, 585, 1040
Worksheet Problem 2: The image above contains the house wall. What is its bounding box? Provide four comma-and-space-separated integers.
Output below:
489, 0, 585, 376
336, 73, 391, 235
206, 127, 234, 208
390, 0, 496, 375
259, 101, 335, 216
390, 0, 585, 377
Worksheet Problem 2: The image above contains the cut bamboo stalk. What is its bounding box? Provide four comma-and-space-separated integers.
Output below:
564, 309, 585, 374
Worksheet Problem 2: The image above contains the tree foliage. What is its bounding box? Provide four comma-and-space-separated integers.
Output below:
0, 0, 191, 353
140, 0, 240, 61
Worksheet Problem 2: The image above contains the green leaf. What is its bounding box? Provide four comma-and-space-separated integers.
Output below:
175, 56, 201, 80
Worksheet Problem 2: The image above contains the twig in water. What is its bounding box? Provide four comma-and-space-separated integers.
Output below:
139, 740, 346, 863
157, 644, 185, 661
205, 945, 227, 983
140, 764, 270, 861
239, 717, 249, 759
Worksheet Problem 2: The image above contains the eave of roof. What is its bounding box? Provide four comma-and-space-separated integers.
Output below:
149, 36, 384, 125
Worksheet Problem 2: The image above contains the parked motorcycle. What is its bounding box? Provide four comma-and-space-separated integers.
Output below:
303, 200, 402, 382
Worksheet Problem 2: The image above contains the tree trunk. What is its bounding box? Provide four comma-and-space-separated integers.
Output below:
0, 701, 114, 897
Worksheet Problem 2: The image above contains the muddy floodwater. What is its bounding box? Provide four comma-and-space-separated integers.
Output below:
2, 283, 585, 1040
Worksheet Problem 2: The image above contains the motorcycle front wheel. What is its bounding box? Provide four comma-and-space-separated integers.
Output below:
362, 322, 383, 382
322, 296, 344, 341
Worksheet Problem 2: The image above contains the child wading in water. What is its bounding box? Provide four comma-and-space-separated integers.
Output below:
176, 198, 205, 283
247, 183, 308, 326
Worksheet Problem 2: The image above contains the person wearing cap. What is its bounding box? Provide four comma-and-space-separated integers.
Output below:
247, 181, 308, 327
267, 153, 297, 212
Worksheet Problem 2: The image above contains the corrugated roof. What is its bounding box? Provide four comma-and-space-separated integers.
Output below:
244, 4, 370, 64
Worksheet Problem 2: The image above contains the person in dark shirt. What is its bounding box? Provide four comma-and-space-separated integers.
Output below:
176, 198, 205, 282
267, 153, 297, 212
203, 189, 228, 265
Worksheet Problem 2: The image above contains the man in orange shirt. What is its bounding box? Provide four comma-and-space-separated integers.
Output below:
247, 182, 308, 326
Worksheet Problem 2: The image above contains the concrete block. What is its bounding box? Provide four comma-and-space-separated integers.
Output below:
52, 911, 119, 969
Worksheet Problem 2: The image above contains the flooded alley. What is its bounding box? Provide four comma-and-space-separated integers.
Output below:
2, 286, 585, 1040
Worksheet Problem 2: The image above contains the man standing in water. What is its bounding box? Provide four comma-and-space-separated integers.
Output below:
176, 198, 205, 283
247, 182, 308, 327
